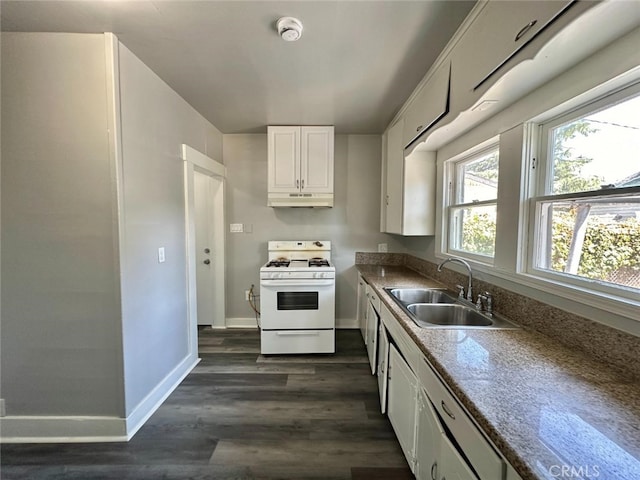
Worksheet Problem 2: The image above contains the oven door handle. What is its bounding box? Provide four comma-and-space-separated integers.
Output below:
260, 279, 334, 287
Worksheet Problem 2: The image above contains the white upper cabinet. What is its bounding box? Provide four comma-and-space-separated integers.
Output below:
300, 126, 334, 193
451, 0, 575, 108
268, 126, 300, 193
267, 126, 334, 206
382, 119, 436, 236
403, 60, 451, 148
383, 118, 404, 235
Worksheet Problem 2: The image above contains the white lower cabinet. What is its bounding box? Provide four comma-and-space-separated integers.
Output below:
376, 321, 390, 414
418, 356, 504, 480
356, 274, 368, 342
365, 285, 381, 375
416, 387, 444, 480
416, 387, 477, 480
388, 344, 419, 473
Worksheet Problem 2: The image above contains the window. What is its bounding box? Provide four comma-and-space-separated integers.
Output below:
446, 145, 499, 262
530, 86, 640, 294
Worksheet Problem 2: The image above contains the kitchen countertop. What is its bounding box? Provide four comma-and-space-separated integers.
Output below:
356, 264, 640, 480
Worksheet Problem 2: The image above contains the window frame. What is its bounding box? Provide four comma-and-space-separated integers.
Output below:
443, 142, 500, 265
524, 81, 640, 303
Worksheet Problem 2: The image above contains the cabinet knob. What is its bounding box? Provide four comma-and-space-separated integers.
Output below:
515, 20, 537, 41
203, 259, 211, 265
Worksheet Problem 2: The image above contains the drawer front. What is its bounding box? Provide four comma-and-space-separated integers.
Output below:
419, 356, 504, 480
366, 284, 381, 312
261, 329, 335, 354
381, 304, 419, 373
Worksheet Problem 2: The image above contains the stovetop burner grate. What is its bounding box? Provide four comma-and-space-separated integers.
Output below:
265, 259, 290, 267
309, 258, 330, 267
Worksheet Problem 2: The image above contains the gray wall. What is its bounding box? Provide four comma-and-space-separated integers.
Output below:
0, 33, 224, 424
223, 134, 407, 325
1, 33, 124, 416
117, 43, 223, 414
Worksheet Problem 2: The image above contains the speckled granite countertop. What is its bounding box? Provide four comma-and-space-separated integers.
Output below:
356, 264, 640, 480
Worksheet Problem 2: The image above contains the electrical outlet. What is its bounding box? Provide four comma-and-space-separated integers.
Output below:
245, 290, 250, 301
158, 247, 166, 263
378, 243, 388, 253
230, 223, 244, 233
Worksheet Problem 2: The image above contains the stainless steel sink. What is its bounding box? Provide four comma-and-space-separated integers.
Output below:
405, 303, 518, 329
385, 287, 457, 305
384, 287, 519, 329
407, 304, 492, 327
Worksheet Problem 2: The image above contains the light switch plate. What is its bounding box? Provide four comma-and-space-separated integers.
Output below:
158, 247, 166, 263
230, 223, 244, 233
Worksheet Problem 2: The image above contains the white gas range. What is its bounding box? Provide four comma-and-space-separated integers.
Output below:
259, 240, 336, 354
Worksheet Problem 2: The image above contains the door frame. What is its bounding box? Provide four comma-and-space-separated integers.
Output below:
182, 144, 226, 357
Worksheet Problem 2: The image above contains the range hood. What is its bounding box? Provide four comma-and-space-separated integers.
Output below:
268, 192, 333, 208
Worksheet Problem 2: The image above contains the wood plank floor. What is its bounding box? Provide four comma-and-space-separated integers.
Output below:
1, 328, 413, 480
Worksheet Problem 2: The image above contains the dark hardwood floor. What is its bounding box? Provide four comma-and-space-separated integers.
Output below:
1, 328, 412, 480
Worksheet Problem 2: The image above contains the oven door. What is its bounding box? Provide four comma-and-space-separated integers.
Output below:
260, 279, 335, 330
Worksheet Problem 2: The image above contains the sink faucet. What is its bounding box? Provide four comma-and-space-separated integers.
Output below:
437, 257, 473, 301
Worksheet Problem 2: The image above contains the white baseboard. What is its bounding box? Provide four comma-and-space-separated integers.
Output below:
225, 317, 259, 328
124, 353, 199, 438
0, 354, 200, 444
0, 416, 128, 443
336, 317, 358, 329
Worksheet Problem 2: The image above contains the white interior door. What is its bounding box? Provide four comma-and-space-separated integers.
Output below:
194, 170, 225, 327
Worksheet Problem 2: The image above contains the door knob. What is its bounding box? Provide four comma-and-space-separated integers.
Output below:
203, 259, 211, 265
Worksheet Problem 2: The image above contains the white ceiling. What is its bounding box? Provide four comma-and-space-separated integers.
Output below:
1, 0, 475, 134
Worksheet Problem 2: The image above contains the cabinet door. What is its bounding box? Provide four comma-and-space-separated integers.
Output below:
440, 435, 478, 480
300, 126, 334, 193
403, 61, 451, 148
366, 301, 379, 375
388, 344, 418, 472
384, 118, 405, 234
416, 388, 445, 480
356, 275, 368, 342
268, 126, 300, 193
452, 0, 574, 105
377, 323, 390, 414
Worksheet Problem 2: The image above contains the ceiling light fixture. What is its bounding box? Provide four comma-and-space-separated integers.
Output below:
276, 17, 303, 42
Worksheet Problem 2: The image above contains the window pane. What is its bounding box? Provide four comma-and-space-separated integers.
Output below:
550, 94, 640, 195
456, 150, 499, 203
450, 204, 496, 257
535, 196, 640, 289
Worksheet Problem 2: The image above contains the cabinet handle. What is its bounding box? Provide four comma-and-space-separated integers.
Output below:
301, 179, 305, 189
431, 461, 438, 480
416, 125, 423, 132
386, 194, 389, 206
441, 400, 455, 420
515, 20, 537, 41
296, 179, 299, 189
